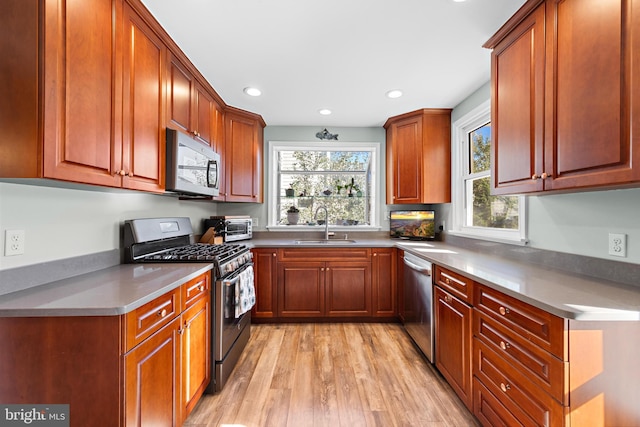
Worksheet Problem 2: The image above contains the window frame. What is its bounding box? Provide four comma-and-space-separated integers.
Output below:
267, 140, 382, 230
451, 100, 527, 244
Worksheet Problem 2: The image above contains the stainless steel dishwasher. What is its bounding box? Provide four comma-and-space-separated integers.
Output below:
402, 252, 434, 362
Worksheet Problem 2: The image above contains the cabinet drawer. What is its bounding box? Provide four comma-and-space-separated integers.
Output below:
474, 378, 523, 427
474, 284, 565, 359
474, 338, 564, 427
182, 272, 211, 309
434, 265, 473, 304
125, 287, 181, 351
474, 310, 566, 404
278, 247, 371, 262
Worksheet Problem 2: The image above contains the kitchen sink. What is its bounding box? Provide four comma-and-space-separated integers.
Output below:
294, 239, 357, 245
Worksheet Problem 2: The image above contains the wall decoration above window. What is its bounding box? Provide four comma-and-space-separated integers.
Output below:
315, 128, 339, 140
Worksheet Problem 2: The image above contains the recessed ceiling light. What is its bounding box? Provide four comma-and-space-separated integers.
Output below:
386, 89, 403, 99
452, 0, 466, 2
319, 109, 332, 115
243, 87, 262, 97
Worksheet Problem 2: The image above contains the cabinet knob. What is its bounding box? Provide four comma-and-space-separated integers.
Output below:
128, 171, 133, 177
119, 170, 126, 176
272, 253, 276, 257
444, 277, 451, 285
500, 382, 511, 393
500, 341, 510, 351
157, 308, 167, 318
531, 173, 540, 180
541, 172, 551, 179
499, 306, 510, 316
198, 285, 205, 292
321, 267, 324, 271
373, 253, 377, 257
178, 328, 184, 335
444, 295, 452, 303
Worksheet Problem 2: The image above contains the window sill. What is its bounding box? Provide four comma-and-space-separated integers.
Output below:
266, 225, 381, 232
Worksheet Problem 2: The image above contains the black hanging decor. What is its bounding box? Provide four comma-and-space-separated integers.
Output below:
315, 128, 339, 140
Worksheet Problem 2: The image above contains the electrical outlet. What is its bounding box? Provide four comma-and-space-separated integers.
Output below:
252, 217, 259, 227
608, 233, 626, 257
4, 229, 25, 256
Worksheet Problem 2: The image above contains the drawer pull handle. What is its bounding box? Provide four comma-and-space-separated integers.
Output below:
499, 306, 510, 316
157, 309, 167, 318
500, 341, 510, 350
198, 285, 205, 292
500, 382, 511, 393
444, 278, 451, 285
444, 295, 452, 303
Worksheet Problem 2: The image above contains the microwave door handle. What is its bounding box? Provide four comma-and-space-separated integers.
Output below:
207, 159, 218, 188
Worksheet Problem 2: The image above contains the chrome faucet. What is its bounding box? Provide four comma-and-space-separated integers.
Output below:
314, 205, 329, 240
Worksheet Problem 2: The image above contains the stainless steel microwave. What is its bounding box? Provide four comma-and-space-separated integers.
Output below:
165, 128, 220, 197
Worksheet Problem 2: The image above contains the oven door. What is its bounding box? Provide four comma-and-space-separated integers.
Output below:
213, 263, 254, 361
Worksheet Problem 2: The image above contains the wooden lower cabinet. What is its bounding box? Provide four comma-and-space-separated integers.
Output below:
125, 316, 182, 427
254, 247, 397, 321
434, 286, 473, 411
0, 273, 211, 427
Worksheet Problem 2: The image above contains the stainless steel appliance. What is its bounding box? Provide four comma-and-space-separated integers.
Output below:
165, 128, 221, 197
123, 217, 254, 392
203, 216, 253, 242
402, 252, 434, 362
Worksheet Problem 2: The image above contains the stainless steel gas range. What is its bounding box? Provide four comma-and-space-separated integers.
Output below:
123, 217, 254, 393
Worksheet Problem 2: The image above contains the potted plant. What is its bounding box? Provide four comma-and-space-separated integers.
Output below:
285, 183, 295, 197
286, 205, 300, 225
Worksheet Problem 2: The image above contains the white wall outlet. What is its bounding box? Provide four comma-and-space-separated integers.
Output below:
252, 217, 259, 227
4, 229, 25, 256
608, 233, 627, 257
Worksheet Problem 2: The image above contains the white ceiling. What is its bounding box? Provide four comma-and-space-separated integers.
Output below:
141, 0, 526, 127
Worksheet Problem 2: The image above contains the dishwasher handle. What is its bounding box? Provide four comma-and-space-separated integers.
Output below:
403, 255, 432, 275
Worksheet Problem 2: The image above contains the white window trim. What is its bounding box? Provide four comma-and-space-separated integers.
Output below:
451, 100, 528, 245
266, 140, 382, 231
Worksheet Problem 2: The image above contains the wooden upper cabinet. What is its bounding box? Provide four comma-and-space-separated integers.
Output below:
223, 108, 265, 202
121, 2, 166, 192
0, 0, 166, 191
486, 0, 640, 195
489, 3, 545, 195
384, 109, 452, 204
167, 52, 224, 149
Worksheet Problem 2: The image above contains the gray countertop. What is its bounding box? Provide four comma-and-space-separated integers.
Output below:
249, 237, 640, 321
0, 263, 213, 317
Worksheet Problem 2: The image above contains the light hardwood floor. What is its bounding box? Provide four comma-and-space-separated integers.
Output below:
185, 323, 478, 427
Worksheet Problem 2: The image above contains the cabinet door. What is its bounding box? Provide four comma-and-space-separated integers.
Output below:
224, 111, 263, 202
386, 116, 423, 204
252, 249, 278, 319
277, 262, 324, 317
325, 261, 372, 317
125, 316, 181, 427
434, 286, 473, 411
121, 3, 165, 192
194, 83, 214, 146
167, 53, 194, 135
544, 0, 640, 190
491, 4, 545, 195
372, 248, 397, 317
42, 0, 122, 187
181, 293, 211, 421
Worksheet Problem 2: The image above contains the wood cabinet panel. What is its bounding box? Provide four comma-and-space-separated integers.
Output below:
434, 286, 473, 410
167, 54, 193, 134
474, 338, 564, 427
325, 262, 372, 317
474, 284, 565, 360
384, 109, 452, 204
434, 265, 474, 304
474, 310, 565, 404
121, 2, 165, 192
474, 378, 523, 427
372, 248, 397, 317
125, 286, 181, 351
224, 109, 264, 202
277, 262, 325, 317
125, 316, 181, 427
252, 249, 278, 318
490, 4, 545, 195
182, 272, 210, 309
181, 294, 211, 421
397, 250, 406, 322
278, 247, 371, 262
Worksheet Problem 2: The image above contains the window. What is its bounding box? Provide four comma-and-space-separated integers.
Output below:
268, 141, 380, 228
452, 100, 526, 243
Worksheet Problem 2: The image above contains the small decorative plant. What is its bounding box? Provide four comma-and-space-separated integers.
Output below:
286, 205, 300, 225
287, 205, 300, 213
